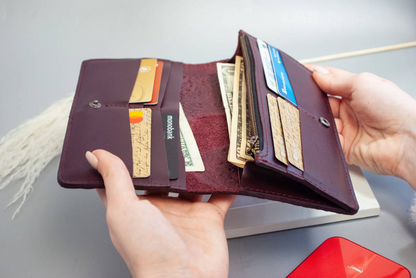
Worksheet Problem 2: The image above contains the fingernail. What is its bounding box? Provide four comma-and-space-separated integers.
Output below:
313, 66, 330, 75
86, 151, 98, 169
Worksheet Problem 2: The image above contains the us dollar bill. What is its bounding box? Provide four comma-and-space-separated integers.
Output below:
216, 63, 235, 137
227, 56, 247, 168
239, 60, 254, 161
179, 103, 205, 172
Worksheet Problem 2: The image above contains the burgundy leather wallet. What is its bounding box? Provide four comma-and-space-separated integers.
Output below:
58, 30, 359, 215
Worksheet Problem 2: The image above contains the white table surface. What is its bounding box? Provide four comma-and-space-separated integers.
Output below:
1, 0, 415, 277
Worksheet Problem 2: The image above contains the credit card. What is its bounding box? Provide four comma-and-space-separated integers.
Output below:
269, 45, 297, 106
277, 97, 304, 171
129, 108, 152, 178
162, 112, 179, 180
257, 39, 278, 94
267, 94, 288, 165
129, 58, 157, 103
145, 61, 163, 105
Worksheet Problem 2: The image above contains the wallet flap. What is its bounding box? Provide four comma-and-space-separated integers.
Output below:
238, 30, 358, 214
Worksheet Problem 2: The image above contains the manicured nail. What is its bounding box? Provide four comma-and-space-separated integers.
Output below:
313, 66, 330, 75
86, 151, 98, 169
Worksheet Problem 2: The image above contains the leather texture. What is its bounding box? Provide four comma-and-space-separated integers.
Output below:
58, 30, 358, 215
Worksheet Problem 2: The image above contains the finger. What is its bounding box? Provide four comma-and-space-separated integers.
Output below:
89, 150, 137, 208
328, 97, 341, 118
178, 193, 203, 202
96, 188, 107, 208
335, 118, 344, 134
308, 65, 357, 99
208, 194, 237, 213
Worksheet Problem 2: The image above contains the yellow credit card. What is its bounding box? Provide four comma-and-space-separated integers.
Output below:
267, 94, 288, 165
277, 97, 304, 171
129, 108, 152, 178
129, 59, 157, 103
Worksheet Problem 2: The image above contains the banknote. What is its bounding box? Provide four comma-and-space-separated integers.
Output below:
228, 56, 247, 168
216, 63, 235, 136
179, 103, 205, 172
238, 58, 254, 161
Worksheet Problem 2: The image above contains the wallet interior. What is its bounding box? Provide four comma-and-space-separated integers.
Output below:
58, 31, 358, 215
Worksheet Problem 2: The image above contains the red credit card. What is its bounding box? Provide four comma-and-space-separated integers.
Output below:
146, 61, 163, 105
287, 237, 410, 278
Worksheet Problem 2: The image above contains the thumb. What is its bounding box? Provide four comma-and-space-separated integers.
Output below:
86, 150, 137, 208
305, 65, 357, 99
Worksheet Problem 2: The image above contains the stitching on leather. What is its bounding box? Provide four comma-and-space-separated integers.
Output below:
106, 104, 129, 107
299, 108, 316, 119
105, 104, 162, 111
60, 177, 170, 186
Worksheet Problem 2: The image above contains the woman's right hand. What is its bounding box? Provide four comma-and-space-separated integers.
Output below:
305, 65, 416, 190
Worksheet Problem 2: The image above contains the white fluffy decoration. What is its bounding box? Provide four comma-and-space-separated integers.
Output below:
0, 94, 74, 219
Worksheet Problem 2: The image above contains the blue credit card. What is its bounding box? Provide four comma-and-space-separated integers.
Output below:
268, 45, 297, 106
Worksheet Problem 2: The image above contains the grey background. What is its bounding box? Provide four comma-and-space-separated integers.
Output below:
1, 0, 415, 277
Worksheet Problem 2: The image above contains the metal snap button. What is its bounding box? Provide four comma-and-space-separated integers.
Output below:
89, 100, 101, 108
319, 117, 330, 128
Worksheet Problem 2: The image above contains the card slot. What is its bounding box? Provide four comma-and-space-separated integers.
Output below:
80, 59, 142, 106
160, 61, 186, 189
131, 109, 170, 188
279, 51, 329, 119
241, 161, 350, 214
299, 112, 358, 213
58, 106, 133, 188
148, 60, 172, 109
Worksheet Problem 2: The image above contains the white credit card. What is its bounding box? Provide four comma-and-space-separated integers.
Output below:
257, 39, 278, 94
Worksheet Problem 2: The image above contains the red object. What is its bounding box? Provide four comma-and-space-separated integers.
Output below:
288, 237, 410, 278
129, 117, 143, 124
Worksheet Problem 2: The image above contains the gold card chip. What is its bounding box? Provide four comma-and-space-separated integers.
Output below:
129, 108, 152, 178
277, 97, 304, 171
267, 94, 288, 165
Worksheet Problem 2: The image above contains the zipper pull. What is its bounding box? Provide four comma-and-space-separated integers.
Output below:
249, 136, 259, 157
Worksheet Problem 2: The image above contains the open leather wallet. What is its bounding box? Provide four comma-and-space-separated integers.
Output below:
58, 30, 359, 215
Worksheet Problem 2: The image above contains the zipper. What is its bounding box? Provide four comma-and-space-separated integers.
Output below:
240, 34, 263, 156
249, 136, 259, 157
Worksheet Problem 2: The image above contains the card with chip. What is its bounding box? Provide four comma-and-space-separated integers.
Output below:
145, 61, 163, 105
257, 39, 278, 94
162, 112, 179, 180
267, 94, 288, 165
269, 45, 297, 106
277, 97, 304, 171
129, 58, 157, 103
129, 108, 152, 178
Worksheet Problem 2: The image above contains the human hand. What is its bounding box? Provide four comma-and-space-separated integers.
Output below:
305, 65, 416, 190
85, 150, 236, 278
